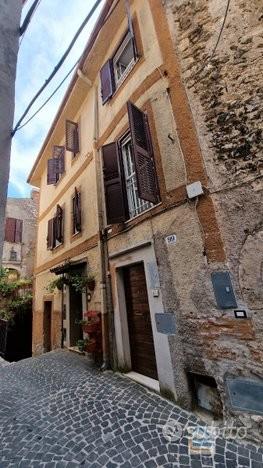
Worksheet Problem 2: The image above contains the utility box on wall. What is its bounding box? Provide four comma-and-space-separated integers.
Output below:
211, 271, 237, 309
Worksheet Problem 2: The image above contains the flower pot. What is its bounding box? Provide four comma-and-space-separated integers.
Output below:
82, 323, 89, 333
86, 341, 96, 353
87, 279, 96, 291
86, 323, 98, 334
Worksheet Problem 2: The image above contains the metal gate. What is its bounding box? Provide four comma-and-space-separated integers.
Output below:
0, 319, 8, 358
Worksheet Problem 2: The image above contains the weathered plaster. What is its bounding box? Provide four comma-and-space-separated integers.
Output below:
0, 0, 22, 262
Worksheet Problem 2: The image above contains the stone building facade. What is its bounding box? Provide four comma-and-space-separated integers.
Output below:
164, 0, 263, 437
28, 0, 262, 439
2, 190, 39, 278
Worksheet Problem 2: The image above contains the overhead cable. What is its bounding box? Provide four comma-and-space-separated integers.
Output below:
12, 0, 103, 137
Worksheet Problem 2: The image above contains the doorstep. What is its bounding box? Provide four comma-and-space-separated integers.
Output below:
67, 346, 85, 356
125, 371, 160, 393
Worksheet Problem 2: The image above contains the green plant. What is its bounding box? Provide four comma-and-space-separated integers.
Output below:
69, 274, 91, 293
76, 339, 85, 352
46, 276, 66, 292
0, 268, 33, 322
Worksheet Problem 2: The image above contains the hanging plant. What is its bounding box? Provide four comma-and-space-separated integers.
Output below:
46, 276, 68, 292
69, 273, 96, 293
87, 274, 96, 291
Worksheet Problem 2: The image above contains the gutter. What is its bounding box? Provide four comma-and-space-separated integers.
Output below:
93, 85, 110, 370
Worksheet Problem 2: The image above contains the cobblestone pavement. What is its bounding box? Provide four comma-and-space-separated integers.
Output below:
0, 350, 262, 468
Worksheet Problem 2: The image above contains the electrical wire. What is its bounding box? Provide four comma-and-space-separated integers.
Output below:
14, 0, 124, 135
14, 57, 81, 133
19, 0, 42, 47
209, 0, 231, 60
20, 0, 42, 36
12, 0, 103, 137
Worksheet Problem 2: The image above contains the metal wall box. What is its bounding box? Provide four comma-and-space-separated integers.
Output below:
211, 271, 237, 309
155, 313, 176, 335
226, 378, 263, 415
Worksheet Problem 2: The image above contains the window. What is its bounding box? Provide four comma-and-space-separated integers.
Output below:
100, 31, 137, 104
121, 135, 152, 218
4, 218, 23, 243
113, 33, 136, 86
47, 146, 65, 185
47, 205, 64, 250
66, 120, 79, 157
102, 101, 159, 225
72, 188, 81, 234
9, 249, 17, 262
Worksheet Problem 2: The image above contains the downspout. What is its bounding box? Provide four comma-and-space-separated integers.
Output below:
93, 84, 110, 369
60, 274, 64, 349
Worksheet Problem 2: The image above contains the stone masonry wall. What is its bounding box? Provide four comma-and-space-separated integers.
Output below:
164, 0, 263, 440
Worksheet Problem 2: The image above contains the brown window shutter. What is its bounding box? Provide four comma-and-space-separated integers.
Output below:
102, 142, 126, 225
127, 101, 159, 204
15, 219, 23, 243
47, 218, 53, 249
74, 188, 81, 232
53, 145, 65, 174
5, 218, 16, 243
55, 204, 63, 243
65, 120, 79, 154
47, 159, 58, 185
100, 59, 115, 105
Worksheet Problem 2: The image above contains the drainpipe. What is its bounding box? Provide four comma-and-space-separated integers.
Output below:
60, 274, 64, 349
93, 84, 110, 369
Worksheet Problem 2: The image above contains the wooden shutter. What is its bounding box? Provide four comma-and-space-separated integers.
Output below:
65, 120, 79, 153
102, 142, 126, 224
127, 101, 159, 204
55, 205, 63, 243
47, 219, 53, 249
74, 188, 81, 232
47, 159, 58, 185
4, 218, 16, 242
15, 219, 23, 243
53, 145, 65, 174
100, 59, 115, 105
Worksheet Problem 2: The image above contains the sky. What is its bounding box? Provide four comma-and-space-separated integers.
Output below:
9, 0, 104, 198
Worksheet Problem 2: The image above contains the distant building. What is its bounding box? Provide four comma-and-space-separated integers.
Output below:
2, 190, 39, 279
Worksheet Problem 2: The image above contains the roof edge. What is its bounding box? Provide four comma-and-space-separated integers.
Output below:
27, 0, 115, 185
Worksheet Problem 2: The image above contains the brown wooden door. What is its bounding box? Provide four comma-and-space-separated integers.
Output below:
123, 263, 158, 379
43, 301, 52, 353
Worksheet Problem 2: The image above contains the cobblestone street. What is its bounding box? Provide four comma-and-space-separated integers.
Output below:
0, 351, 262, 467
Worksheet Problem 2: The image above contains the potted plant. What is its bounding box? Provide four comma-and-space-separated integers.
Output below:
87, 274, 96, 291
76, 339, 85, 352
77, 319, 89, 333
86, 338, 97, 353
46, 276, 69, 292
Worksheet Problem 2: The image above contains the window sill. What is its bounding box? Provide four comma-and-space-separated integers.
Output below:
71, 153, 80, 167
54, 172, 66, 188
107, 202, 163, 239
50, 242, 64, 253
125, 202, 162, 224
70, 231, 82, 243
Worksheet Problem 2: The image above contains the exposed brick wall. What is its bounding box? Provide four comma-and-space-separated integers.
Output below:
167, 0, 263, 183
164, 0, 263, 440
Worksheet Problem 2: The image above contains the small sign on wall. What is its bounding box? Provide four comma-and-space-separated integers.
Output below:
155, 313, 176, 335
165, 234, 177, 245
226, 378, 263, 415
